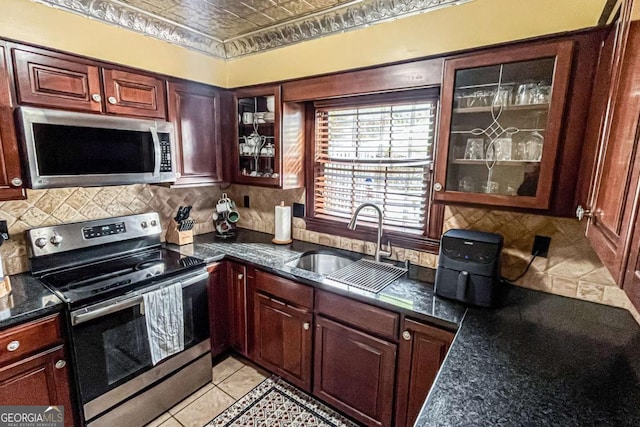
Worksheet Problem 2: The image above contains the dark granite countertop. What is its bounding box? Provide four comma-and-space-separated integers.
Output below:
167, 229, 466, 330
0, 273, 64, 330
417, 286, 640, 426
168, 229, 640, 426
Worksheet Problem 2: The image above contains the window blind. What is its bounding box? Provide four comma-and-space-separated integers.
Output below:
314, 99, 437, 233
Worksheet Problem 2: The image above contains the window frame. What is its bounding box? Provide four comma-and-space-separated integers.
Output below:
304, 89, 444, 253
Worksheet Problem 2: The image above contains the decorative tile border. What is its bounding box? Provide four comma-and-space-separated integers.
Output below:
31, 0, 227, 57
31, 0, 473, 59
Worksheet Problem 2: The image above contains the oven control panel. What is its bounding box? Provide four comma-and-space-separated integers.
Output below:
82, 222, 126, 239
27, 213, 163, 257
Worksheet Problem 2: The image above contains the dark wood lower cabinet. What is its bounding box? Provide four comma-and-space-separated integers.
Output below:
253, 293, 312, 391
208, 262, 229, 358
0, 345, 74, 427
228, 262, 248, 356
395, 320, 454, 427
313, 316, 396, 427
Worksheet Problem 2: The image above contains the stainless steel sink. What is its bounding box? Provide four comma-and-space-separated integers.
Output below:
287, 251, 359, 275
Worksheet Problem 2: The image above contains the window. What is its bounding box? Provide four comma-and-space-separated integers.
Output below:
307, 91, 441, 248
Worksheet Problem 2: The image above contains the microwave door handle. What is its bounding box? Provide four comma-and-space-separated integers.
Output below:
150, 126, 161, 177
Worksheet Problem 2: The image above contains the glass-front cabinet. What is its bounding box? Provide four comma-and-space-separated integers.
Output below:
234, 85, 281, 187
434, 41, 574, 209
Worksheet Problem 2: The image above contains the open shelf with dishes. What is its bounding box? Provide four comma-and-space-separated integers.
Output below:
434, 41, 574, 209
232, 85, 304, 189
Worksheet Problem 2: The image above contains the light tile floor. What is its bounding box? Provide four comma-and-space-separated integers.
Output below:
145, 356, 269, 427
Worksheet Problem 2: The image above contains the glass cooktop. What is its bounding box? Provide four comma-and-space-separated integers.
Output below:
38, 248, 204, 306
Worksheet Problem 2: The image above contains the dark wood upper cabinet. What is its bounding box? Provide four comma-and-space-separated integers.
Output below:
103, 69, 166, 119
12, 45, 166, 119
168, 80, 223, 186
13, 48, 102, 113
232, 84, 304, 188
434, 40, 574, 210
394, 319, 454, 427
581, 9, 640, 306
0, 43, 25, 200
227, 262, 248, 356
314, 316, 397, 427
253, 293, 313, 391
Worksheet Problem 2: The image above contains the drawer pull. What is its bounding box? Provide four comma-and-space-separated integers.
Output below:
6, 340, 19, 351
10, 177, 22, 187
91, 93, 101, 102
55, 360, 66, 369
402, 331, 411, 341
108, 96, 117, 104
303, 322, 310, 331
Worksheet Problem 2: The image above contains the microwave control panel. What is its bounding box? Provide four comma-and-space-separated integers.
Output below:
160, 135, 172, 172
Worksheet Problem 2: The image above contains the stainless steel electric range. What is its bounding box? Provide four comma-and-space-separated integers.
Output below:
27, 213, 211, 427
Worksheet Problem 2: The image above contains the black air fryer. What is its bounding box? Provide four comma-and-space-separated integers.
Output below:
434, 229, 504, 307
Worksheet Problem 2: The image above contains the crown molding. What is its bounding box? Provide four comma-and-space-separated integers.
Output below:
31, 0, 473, 59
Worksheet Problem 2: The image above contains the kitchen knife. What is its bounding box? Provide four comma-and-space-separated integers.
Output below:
183, 205, 192, 220
174, 206, 185, 222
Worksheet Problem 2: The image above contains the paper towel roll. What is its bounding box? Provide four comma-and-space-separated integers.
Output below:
273, 202, 292, 244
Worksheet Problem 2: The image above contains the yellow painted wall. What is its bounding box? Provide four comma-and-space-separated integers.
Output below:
0, 0, 609, 88
226, 0, 606, 87
1, 0, 227, 87
633, 0, 640, 20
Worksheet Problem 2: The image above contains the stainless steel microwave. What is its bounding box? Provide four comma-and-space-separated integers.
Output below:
18, 107, 177, 189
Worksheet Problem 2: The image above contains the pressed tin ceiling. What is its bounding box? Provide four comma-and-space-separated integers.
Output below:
31, 0, 473, 59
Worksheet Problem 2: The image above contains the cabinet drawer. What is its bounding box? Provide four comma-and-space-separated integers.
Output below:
255, 270, 313, 309
316, 291, 399, 341
0, 315, 63, 365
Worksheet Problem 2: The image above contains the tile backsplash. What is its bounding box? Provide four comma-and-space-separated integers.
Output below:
1, 183, 637, 323
0, 184, 224, 274
227, 185, 638, 322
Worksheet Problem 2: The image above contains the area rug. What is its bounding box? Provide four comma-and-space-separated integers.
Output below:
207, 376, 361, 427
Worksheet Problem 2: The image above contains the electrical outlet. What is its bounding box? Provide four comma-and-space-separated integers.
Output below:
532, 235, 551, 257
243, 195, 250, 208
0, 220, 8, 243
292, 203, 305, 218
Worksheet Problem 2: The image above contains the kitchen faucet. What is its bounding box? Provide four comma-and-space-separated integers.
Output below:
347, 203, 392, 263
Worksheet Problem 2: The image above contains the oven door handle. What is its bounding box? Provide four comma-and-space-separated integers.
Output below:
71, 271, 208, 325
72, 296, 143, 325
150, 126, 161, 177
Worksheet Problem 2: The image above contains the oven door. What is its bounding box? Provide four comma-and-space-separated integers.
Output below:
69, 271, 209, 421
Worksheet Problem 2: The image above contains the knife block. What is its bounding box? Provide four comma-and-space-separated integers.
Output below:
166, 219, 193, 245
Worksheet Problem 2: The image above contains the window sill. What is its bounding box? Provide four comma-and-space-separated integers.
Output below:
304, 216, 440, 254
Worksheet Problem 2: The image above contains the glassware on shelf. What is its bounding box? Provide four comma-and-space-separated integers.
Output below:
525, 133, 544, 161
494, 137, 512, 161
481, 181, 499, 194
464, 138, 484, 159
493, 86, 512, 107
515, 83, 537, 105
512, 140, 527, 160
458, 176, 475, 192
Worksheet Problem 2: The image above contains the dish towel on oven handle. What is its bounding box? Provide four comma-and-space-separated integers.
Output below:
143, 282, 184, 365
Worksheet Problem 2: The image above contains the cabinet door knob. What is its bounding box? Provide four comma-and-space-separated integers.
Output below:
91, 93, 102, 102
238, 274, 243, 280
7, 340, 19, 351
10, 177, 22, 187
55, 360, 66, 369
402, 331, 411, 341
434, 183, 443, 192
108, 96, 117, 104
303, 322, 310, 330
576, 205, 593, 221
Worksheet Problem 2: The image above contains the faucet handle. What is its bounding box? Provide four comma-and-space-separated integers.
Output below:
379, 240, 392, 259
